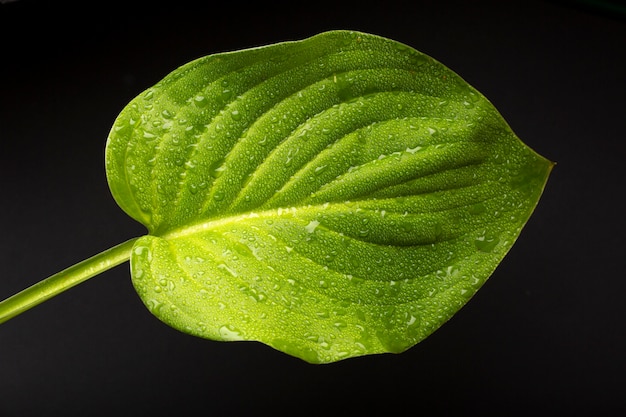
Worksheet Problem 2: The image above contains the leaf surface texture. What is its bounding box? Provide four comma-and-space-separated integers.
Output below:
106, 31, 552, 363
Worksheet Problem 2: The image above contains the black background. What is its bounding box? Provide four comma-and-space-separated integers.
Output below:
1, 1, 625, 416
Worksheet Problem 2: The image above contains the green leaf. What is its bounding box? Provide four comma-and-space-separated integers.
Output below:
105, 30, 552, 363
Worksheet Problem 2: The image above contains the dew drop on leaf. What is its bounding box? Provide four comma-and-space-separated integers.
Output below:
230, 110, 242, 121
305, 220, 320, 233
474, 232, 500, 253
468, 202, 487, 215
193, 95, 208, 107
219, 325, 244, 341
213, 191, 224, 201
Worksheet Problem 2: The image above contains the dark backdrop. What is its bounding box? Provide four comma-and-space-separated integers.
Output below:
1, 1, 625, 416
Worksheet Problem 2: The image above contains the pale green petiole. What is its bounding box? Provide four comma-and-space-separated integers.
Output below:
0, 237, 139, 324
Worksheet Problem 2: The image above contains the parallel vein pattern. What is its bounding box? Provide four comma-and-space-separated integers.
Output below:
106, 30, 552, 363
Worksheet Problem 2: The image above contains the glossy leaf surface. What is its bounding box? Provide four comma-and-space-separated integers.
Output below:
105, 30, 552, 363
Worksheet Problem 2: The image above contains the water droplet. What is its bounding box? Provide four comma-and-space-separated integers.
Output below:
230, 109, 242, 121
468, 202, 486, 215
305, 220, 320, 234
217, 262, 237, 277
162, 280, 175, 292
314, 165, 327, 176
347, 275, 363, 287
348, 253, 360, 269
209, 158, 226, 177
395, 43, 409, 53
316, 310, 330, 319
475, 232, 500, 252
406, 146, 422, 154
146, 298, 163, 313
408, 52, 427, 67
220, 89, 233, 103
333, 320, 347, 329
434, 222, 444, 240
219, 325, 244, 341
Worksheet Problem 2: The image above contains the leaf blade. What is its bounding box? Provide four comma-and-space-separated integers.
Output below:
107, 30, 552, 363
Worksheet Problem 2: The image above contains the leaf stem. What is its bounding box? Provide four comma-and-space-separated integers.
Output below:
0, 237, 140, 324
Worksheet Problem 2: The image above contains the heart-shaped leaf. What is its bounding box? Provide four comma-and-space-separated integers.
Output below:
105, 30, 552, 363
